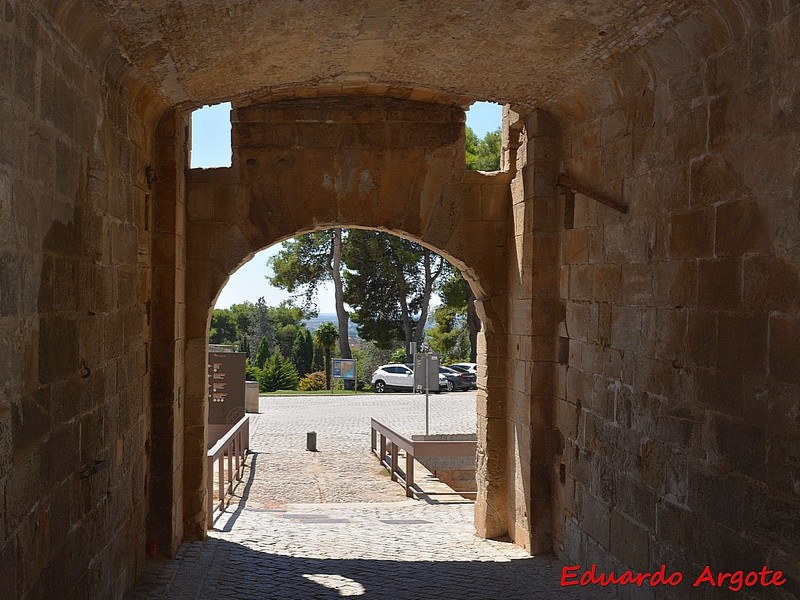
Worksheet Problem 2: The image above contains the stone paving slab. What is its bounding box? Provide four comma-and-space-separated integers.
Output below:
129, 393, 615, 599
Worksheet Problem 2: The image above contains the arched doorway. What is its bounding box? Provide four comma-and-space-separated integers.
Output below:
156, 95, 520, 550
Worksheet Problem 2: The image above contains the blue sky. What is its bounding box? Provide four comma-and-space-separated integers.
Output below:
193, 101, 503, 313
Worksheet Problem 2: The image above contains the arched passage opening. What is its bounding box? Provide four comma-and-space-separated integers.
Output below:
146, 94, 556, 558
204, 228, 486, 512
187, 210, 508, 519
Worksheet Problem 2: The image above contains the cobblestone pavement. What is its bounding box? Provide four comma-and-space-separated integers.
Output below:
129, 393, 615, 599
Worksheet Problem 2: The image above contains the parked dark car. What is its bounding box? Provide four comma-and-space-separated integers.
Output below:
439, 366, 475, 391
446, 364, 478, 390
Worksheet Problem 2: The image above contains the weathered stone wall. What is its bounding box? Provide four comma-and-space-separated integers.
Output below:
180, 97, 514, 540
503, 107, 564, 553
148, 110, 189, 558
552, 3, 800, 595
0, 2, 160, 597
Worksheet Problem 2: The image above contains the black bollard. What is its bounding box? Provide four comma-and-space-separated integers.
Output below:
306, 431, 317, 452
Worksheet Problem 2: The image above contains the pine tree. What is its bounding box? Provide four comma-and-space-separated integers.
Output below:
303, 329, 314, 374
312, 342, 324, 372
291, 330, 307, 376
254, 335, 271, 369
258, 352, 299, 392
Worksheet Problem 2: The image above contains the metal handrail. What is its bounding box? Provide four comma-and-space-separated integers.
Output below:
207, 415, 250, 528
370, 418, 476, 498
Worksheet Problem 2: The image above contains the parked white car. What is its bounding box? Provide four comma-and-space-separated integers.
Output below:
371, 363, 447, 393
371, 363, 414, 392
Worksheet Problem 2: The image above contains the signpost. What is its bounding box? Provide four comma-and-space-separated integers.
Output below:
207, 351, 246, 447
208, 351, 246, 424
414, 352, 439, 435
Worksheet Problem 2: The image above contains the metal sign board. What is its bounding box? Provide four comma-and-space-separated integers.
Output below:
207, 352, 246, 425
332, 358, 356, 380
413, 352, 440, 392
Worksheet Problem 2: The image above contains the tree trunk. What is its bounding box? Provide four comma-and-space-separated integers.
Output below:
324, 348, 332, 390
466, 289, 481, 362
413, 250, 443, 345
388, 239, 414, 349
331, 228, 352, 359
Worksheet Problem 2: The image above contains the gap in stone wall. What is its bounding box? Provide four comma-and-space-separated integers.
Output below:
190, 102, 233, 168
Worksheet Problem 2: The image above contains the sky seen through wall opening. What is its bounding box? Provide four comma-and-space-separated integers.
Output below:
191, 101, 503, 313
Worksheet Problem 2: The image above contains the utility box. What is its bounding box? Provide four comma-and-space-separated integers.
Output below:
413, 352, 440, 392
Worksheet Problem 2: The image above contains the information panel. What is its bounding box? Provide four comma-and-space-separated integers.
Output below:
332, 358, 356, 380
207, 352, 246, 425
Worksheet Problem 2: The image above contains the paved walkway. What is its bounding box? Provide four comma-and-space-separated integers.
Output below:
129, 393, 614, 599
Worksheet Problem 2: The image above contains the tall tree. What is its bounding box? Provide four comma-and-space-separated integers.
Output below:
426, 305, 470, 363
267, 301, 306, 358
343, 231, 445, 350
290, 329, 313, 376
254, 336, 271, 370
248, 297, 274, 360
436, 266, 481, 362
314, 322, 338, 390
466, 126, 501, 172
240, 334, 251, 360
311, 342, 324, 373
268, 230, 352, 360
303, 329, 314, 373
228, 302, 255, 338
209, 309, 237, 345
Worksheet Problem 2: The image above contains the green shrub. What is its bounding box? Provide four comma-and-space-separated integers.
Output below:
389, 348, 407, 364
245, 362, 260, 382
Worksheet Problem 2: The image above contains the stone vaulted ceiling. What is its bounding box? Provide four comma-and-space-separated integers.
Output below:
90, 0, 701, 111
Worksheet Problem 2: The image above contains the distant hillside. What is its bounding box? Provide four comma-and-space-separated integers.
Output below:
303, 313, 360, 339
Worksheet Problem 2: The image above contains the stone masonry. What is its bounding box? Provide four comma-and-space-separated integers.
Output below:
0, 1, 798, 599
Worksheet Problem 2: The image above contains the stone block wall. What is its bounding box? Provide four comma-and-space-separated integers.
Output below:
504, 108, 564, 553
410, 434, 477, 495
180, 97, 514, 540
0, 2, 160, 597
147, 110, 189, 557
552, 3, 800, 595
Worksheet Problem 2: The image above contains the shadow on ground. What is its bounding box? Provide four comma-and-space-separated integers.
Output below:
128, 537, 612, 600
130, 451, 616, 599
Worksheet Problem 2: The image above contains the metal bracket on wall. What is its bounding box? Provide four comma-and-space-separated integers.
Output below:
556, 174, 629, 214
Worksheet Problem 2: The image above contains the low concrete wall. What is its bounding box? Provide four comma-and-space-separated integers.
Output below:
411, 434, 477, 494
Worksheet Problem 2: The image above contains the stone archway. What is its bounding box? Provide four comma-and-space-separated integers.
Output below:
172, 97, 518, 547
